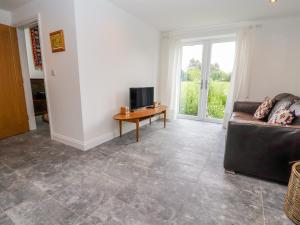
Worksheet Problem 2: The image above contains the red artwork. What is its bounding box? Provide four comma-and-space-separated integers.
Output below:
30, 25, 43, 69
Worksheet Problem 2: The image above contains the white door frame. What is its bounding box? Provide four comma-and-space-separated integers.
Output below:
177, 36, 236, 123
17, 27, 37, 130
15, 14, 53, 136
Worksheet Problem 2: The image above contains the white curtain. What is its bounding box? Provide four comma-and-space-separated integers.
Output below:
160, 37, 182, 120
223, 27, 257, 128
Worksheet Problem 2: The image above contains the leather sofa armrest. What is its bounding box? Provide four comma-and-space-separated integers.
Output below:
225, 121, 300, 183
233, 101, 262, 114
229, 120, 300, 130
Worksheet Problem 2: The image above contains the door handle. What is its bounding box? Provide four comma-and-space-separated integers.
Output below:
205, 80, 208, 90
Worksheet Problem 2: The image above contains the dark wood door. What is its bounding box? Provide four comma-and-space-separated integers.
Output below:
0, 24, 29, 139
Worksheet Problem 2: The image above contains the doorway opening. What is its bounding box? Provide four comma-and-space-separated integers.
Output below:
178, 37, 236, 123
17, 21, 50, 134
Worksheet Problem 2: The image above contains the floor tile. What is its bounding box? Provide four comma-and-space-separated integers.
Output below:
260, 180, 288, 211
264, 207, 294, 225
6, 197, 80, 225
0, 163, 14, 179
85, 196, 162, 225
0, 175, 49, 211
0, 212, 14, 225
176, 182, 264, 225
54, 173, 125, 218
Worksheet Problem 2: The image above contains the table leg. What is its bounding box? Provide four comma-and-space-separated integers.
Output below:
164, 110, 167, 128
150, 116, 152, 125
136, 119, 140, 142
119, 120, 122, 137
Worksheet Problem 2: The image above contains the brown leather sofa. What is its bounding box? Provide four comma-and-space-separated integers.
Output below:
224, 93, 300, 184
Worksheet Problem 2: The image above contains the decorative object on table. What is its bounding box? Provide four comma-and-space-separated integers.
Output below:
285, 161, 300, 225
153, 101, 159, 108
49, 30, 65, 53
120, 106, 129, 115
30, 25, 42, 69
254, 97, 274, 120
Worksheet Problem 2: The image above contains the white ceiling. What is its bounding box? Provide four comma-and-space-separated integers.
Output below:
0, 0, 32, 11
1, 0, 299, 30
110, 0, 300, 31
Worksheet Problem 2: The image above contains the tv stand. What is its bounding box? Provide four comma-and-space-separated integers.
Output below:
113, 105, 167, 142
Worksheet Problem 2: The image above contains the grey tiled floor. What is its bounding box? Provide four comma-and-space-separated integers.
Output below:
0, 119, 294, 225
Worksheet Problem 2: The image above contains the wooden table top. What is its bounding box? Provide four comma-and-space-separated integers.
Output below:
113, 105, 167, 120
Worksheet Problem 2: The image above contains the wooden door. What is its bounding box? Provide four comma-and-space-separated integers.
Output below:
0, 24, 29, 139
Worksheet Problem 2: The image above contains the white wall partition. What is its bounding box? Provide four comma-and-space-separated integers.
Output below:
74, 0, 160, 149
11, 0, 85, 149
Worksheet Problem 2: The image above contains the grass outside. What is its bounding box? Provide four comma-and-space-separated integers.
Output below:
179, 80, 230, 119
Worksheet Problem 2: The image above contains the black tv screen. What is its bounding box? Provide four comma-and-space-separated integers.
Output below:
130, 87, 154, 110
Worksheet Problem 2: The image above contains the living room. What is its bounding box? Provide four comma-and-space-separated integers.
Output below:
0, 0, 300, 224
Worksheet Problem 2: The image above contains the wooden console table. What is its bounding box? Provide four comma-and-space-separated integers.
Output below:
113, 105, 167, 142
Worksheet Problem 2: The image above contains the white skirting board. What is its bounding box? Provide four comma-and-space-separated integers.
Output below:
51, 132, 85, 150
52, 116, 160, 151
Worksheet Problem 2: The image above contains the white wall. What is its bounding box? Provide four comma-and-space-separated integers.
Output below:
74, 0, 160, 149
11, 0, 85, 149
0, 9, 11, 25
248, 17, 300, 101
24, 27, 44, 79
160, 17, 300, 105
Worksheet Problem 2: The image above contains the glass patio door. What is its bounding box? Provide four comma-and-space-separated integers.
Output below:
178, 39, 236, 122
179, 45, 203, 116
205, 41, 236, 121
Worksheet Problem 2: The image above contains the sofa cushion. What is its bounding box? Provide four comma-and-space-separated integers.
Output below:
254, 98, 274, 120
290, 101, 300, 116
268, 97, 294, 121
268, 108, 295, 125
290, 101, 300, 125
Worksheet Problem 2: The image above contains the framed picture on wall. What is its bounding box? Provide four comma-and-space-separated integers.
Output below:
49, 30, 65, 53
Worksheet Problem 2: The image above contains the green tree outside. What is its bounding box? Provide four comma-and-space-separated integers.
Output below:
179, 59, 231, 119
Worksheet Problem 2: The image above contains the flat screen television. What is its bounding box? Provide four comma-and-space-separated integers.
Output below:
130, 87, 154, 110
